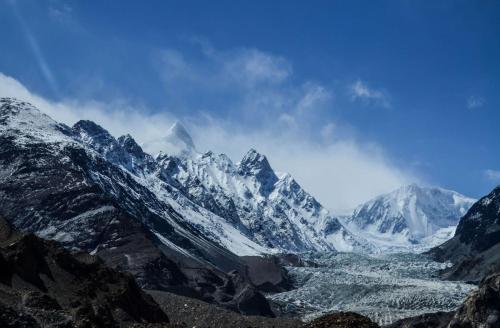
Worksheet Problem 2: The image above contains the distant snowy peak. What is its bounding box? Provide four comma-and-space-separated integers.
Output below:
165, 121, 196, 153
346, 183, 476, 250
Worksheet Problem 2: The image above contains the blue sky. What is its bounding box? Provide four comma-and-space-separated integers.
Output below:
0, 0, 499, 210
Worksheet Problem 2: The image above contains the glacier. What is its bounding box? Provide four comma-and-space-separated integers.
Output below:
268, 252, 475, 326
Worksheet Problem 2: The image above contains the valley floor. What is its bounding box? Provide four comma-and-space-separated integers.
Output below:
147, 290, 303, 328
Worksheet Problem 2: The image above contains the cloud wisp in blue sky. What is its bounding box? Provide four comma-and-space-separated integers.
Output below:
8, 0, 59, 96
350, 80, 391, 109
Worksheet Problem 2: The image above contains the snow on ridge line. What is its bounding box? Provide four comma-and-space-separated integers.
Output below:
1, 98, 271, 257
1, 98, 477, 255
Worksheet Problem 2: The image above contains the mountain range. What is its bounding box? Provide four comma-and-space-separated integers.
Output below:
2, 97, 500, 327
0, 96, 478, 255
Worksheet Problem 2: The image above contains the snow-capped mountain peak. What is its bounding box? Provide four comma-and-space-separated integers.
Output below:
238, 149, 278, 197
2, 97, 475, 256
165, 121, 195, 152
73, 120, 116, 149
0, 98, 76, 146
238, 149, 273, 173
345, 183, 476, 252
118, 134, 144, 157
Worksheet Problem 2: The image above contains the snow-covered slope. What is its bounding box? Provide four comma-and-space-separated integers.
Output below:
0, 98, 267, 259
345, 184, 476, 252
155, 126, 367, 253
0, 98, 475, 257
0, 97, 365, 257
0, 98, 282, 314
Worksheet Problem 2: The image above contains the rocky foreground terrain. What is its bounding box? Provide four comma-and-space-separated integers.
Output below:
0, 217, 170, 327
0, 215, 381, 328
2, 212, 500, 328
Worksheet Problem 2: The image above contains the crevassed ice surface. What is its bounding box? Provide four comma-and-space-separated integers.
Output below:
268, 252, 474, 326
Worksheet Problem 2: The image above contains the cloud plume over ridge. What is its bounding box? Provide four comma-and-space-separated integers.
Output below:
0, 44, 416, 212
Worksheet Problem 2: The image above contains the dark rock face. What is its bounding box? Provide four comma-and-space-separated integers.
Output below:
428, 186, 500, 281
0, 97, 274, 316
0, 302, 41, 328
241, 255, 294, 293
238, 149, 278, 197
0, 221, 169, 327
302, 312, 379, 328
448, 273, 500, 328
147, 290, 303, 328
386, 312, 454, 328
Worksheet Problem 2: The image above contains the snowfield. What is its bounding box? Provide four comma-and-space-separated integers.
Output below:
268, 252, 475, 326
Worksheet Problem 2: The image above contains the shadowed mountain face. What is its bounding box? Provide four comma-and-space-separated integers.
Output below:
0, 217, 170, 327
428, 186, 500, 282
0, 97, 274, 316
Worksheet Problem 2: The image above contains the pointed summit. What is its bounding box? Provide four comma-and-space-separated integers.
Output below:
238, 149, 278, 196
239, 149, 271, 173
166, 121, 195, 151
118, 134, 145, 159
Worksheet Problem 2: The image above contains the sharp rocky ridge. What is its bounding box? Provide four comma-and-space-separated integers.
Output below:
0, 97, 476, 259
0, 97, 278, 315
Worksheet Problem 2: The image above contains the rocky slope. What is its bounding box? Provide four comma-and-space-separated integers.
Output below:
146, 290, 303, 328
0, 217, 170, 327
303, 312, 379, 328
140, 289, 382, 328
428, 186, 500, 282
345, 184, 475, 252
0, 97, 274, 315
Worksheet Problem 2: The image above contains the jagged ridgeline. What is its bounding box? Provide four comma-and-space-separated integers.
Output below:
0, 97, 487, 320
0, 97, 368, 259
0, 97, 476, 260
0, 97, 277, 316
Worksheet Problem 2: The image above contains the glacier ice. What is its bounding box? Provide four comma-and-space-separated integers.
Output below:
268, 252, 475, 326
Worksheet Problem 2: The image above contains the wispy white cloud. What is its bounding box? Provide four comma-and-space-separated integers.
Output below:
48, 3, 73, 23
8, 1, 59, 95
484, 169, 500, 181
350, 79, 391, 108
467, 96, 484, 109
0, 41, 417, 212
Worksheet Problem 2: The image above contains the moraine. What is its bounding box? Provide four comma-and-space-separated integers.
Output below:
268, 252, 474, 326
